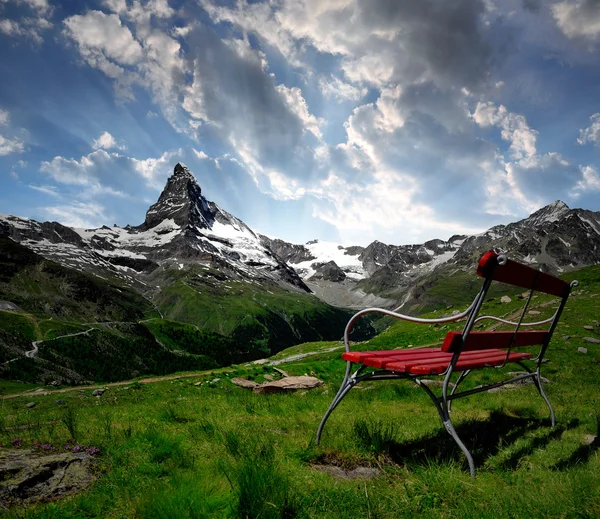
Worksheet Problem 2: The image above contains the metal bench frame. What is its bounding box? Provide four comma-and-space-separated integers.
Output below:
316, 252, 578, 477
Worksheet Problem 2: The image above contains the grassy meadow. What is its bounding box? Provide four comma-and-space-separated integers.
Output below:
1, 267, 599, 518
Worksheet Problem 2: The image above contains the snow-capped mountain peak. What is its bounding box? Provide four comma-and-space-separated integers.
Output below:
525, 200, 570, 226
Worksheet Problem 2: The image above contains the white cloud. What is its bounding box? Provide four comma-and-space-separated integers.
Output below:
28, 184, 60, 197
131, 149, 182, 187
0, 134, 25, 155
318, 75, 368, 102
571, 165, 600, 194
275, 84, 324, 139
92, 131, 125, 150
40, 201, 109, 228
64, 7, 185, 119
552, 0, 600, 43
0, 0, 53, 43
472, 101, 538, 160
64, 11, 143, 66
0, 108, 8, 126
577, 113, 600, 146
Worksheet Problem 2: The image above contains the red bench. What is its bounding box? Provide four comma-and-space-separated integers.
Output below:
316, 251, 578, 476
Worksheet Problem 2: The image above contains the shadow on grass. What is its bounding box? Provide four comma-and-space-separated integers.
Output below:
551, 417, 600, 471
382, 410, 580, 472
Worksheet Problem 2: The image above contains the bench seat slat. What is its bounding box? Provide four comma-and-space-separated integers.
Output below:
441, 330, 549, 353
407, 351, 532, 375
342, 347, 433, 363
383, 349, 530, 373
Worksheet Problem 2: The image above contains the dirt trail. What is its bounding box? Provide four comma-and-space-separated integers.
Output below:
0, 369, 225, 400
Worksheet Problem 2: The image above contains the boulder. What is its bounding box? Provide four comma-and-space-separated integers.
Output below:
501, 296, 511, 303
254, 376, 323, 394
232, 375, 323, 394
583, 337, 600, 344
0, 449, 95, 507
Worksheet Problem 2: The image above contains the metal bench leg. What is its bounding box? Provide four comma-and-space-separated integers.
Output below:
533, 367, 555, 427
443, 416, 476, 478
418, 381, 476, 477
316, 363, 363, 445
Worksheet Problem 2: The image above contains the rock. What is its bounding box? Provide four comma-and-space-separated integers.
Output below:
91, 389, 105, 397
0, 301, 22, 312
210, 378, 221, 384
0, 449, 95, 507
272, 367, 289, 377
528, 310, 541, 315
263, 374, 274, 381
501, 296, 512, 303
563, 335, 570, 340
254, 376, 323, 394
583, 337, 600, 344
25, 402, 35, 409
54, 400, 66, 405
231, 377, 259, 389
311, 464, 380, 480
578, 347, 588, 354
308, 261, 346, 282
584, 325, 594, 331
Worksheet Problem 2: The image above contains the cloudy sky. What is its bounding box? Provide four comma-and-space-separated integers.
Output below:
1, 0, 599, 246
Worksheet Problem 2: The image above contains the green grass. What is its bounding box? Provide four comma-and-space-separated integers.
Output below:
1, 266, 599, 518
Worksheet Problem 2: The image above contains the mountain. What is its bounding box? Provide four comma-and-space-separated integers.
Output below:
263, 201, 600, 311
0, 164, 372, 384
0, 163, 307, 295
2, 161, 600, 384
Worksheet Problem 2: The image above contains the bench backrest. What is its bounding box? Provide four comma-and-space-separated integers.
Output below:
441, 251, 574, 356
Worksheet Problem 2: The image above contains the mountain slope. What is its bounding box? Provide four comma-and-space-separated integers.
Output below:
264, 201, 600, 311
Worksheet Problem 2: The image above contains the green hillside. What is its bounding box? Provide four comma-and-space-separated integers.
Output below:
0, 264, 598, 517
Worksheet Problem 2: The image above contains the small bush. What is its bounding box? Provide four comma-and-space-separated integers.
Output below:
222, 432, 299, 519
60, 406, 79, 442
353, 417, 397, 454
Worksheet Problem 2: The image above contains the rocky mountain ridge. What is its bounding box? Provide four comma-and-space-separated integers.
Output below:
1, 165, 600, 313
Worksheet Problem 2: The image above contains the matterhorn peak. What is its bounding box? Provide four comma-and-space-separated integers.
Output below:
140, 163, 211, 231
173, 162, 193, 178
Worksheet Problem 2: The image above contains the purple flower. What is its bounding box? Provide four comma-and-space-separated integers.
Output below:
11, 438, 23, 448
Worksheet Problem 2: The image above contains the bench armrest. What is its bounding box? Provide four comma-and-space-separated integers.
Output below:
343, 304, 475, 353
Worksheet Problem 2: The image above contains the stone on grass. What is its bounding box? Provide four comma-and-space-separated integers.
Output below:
528, 310, 541, 315
232, 375, 323, 394
54, 400, 66, 405
578, 347, 588, 354
583, 337, 600, 344
501, 296, 512, 303
254, 376, 323, 394
25, 402, 35, 409
272, 367, 289, 377
91, 389, 104, 397
231, 377, 259, 389
584, 325, 594, 331
311, 464, 380, 480
0, 449, 95, 507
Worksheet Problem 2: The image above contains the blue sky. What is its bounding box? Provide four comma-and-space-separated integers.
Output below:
1, 0, 599, 246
